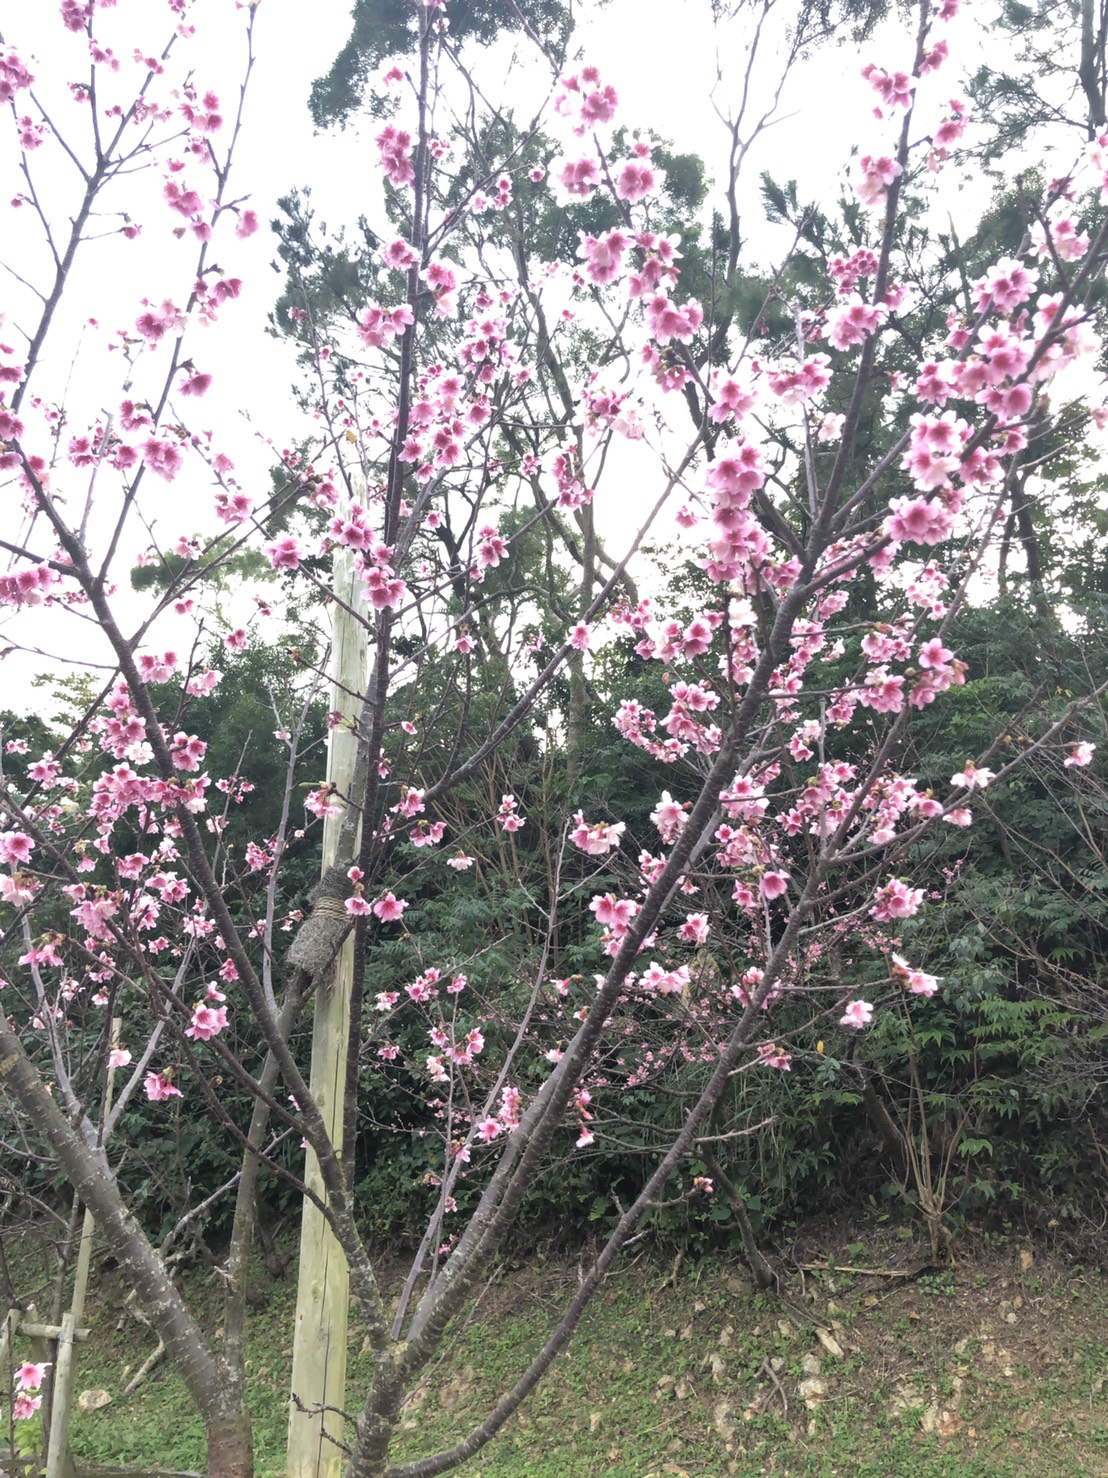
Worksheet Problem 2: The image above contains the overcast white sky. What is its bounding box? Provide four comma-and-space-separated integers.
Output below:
0, 0, 1036, 705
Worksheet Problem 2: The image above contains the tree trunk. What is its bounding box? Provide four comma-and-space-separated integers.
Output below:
859, 1074, 911, 1182
1081, 0, 1107, 134
702, 1149, 775, 1291
207, 1412, 254, 1478
0, 1021, 254, 1476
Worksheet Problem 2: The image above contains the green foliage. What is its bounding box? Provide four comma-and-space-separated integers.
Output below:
967, 0, 1107, 163
129, 542, 274, 597
268, 190, 386, 380
0, 707, 57, 783
308, 0, 572, 128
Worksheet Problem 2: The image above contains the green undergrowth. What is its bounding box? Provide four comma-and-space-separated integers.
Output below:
55, 1237, 1108, 1477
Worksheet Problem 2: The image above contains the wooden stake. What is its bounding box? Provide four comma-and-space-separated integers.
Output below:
287, 545, 364, 1478
46, 1018, 121, 1478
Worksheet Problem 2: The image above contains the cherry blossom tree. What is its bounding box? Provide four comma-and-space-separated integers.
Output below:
1, 1, 1106, 1475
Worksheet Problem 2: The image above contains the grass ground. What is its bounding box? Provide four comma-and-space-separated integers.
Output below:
41, 1228, 1108, 1476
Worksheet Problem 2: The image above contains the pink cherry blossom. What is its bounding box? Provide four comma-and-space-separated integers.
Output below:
644, 293, 703, 345
840, 999, 874, 1029
0, 50, 34, 105
650, 791, 687, 844
15, 1361, 49, 1391
476, 532, 507, 568
356, 301, 414, 350
1064, 742, 1096, 768
614, 158, 655, 202
639, 961, 690, 995
382, 237, 418, 270
918, 638, 953, 669
884, 495, 954, 544
497, 795, 525, 833
950, 761, 995, 791
305, 785, 342, 819
921, 38, 950, 73
765, 355, 831, 406
825, 296, 887, 351
134, 300, 181, 343
871, 878, 925, 921
569, 813, 625, 856
376, 124, 414, 188
144, 1071, 183, 1102
973, 256, 1037, 315
0, 831, 33, 864
861, 63, 913, 111
1030, 212, 1089, 262
678, 912, 710, 944
760, 870, 790, 900
393, 787, 425, 818
142, 438, 183, 481
578, 229, 629, 286
3, 2, 1104, 1434
555, 157, 599, 199
186, 1002, 228, 1041
590, 893, 638, 930
932, 99, 968, 161
163, 178, 204, 217
179, 369, 211, 396
709, 376, 757, 423
856, 154, 902, 209
554, 66, 619, 134
891, 953, 940, 997
187, 668, 223, 697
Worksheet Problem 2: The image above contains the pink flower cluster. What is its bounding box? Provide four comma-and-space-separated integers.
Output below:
570, 813, 626, 856
0, 563, 57, 611
11, 1360, 48, 1422
855, 153, 902, 209
376, 124, 414, 188
356, 300, 414, 350
825, 296, 887, 351
554, 66, 618, 135
765, 356, 831, 407
497, 794, 525, 833
861, 62, 913, 113
0, 50, 33, 105
145, 1071, 183, 1102
186, 990, 229, 1041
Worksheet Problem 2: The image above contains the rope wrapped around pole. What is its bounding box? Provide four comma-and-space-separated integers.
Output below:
287, 864, 351, 977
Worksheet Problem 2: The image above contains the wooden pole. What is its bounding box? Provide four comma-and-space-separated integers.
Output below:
287, 545, 364, 1478
45, 1018, 121, 1478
